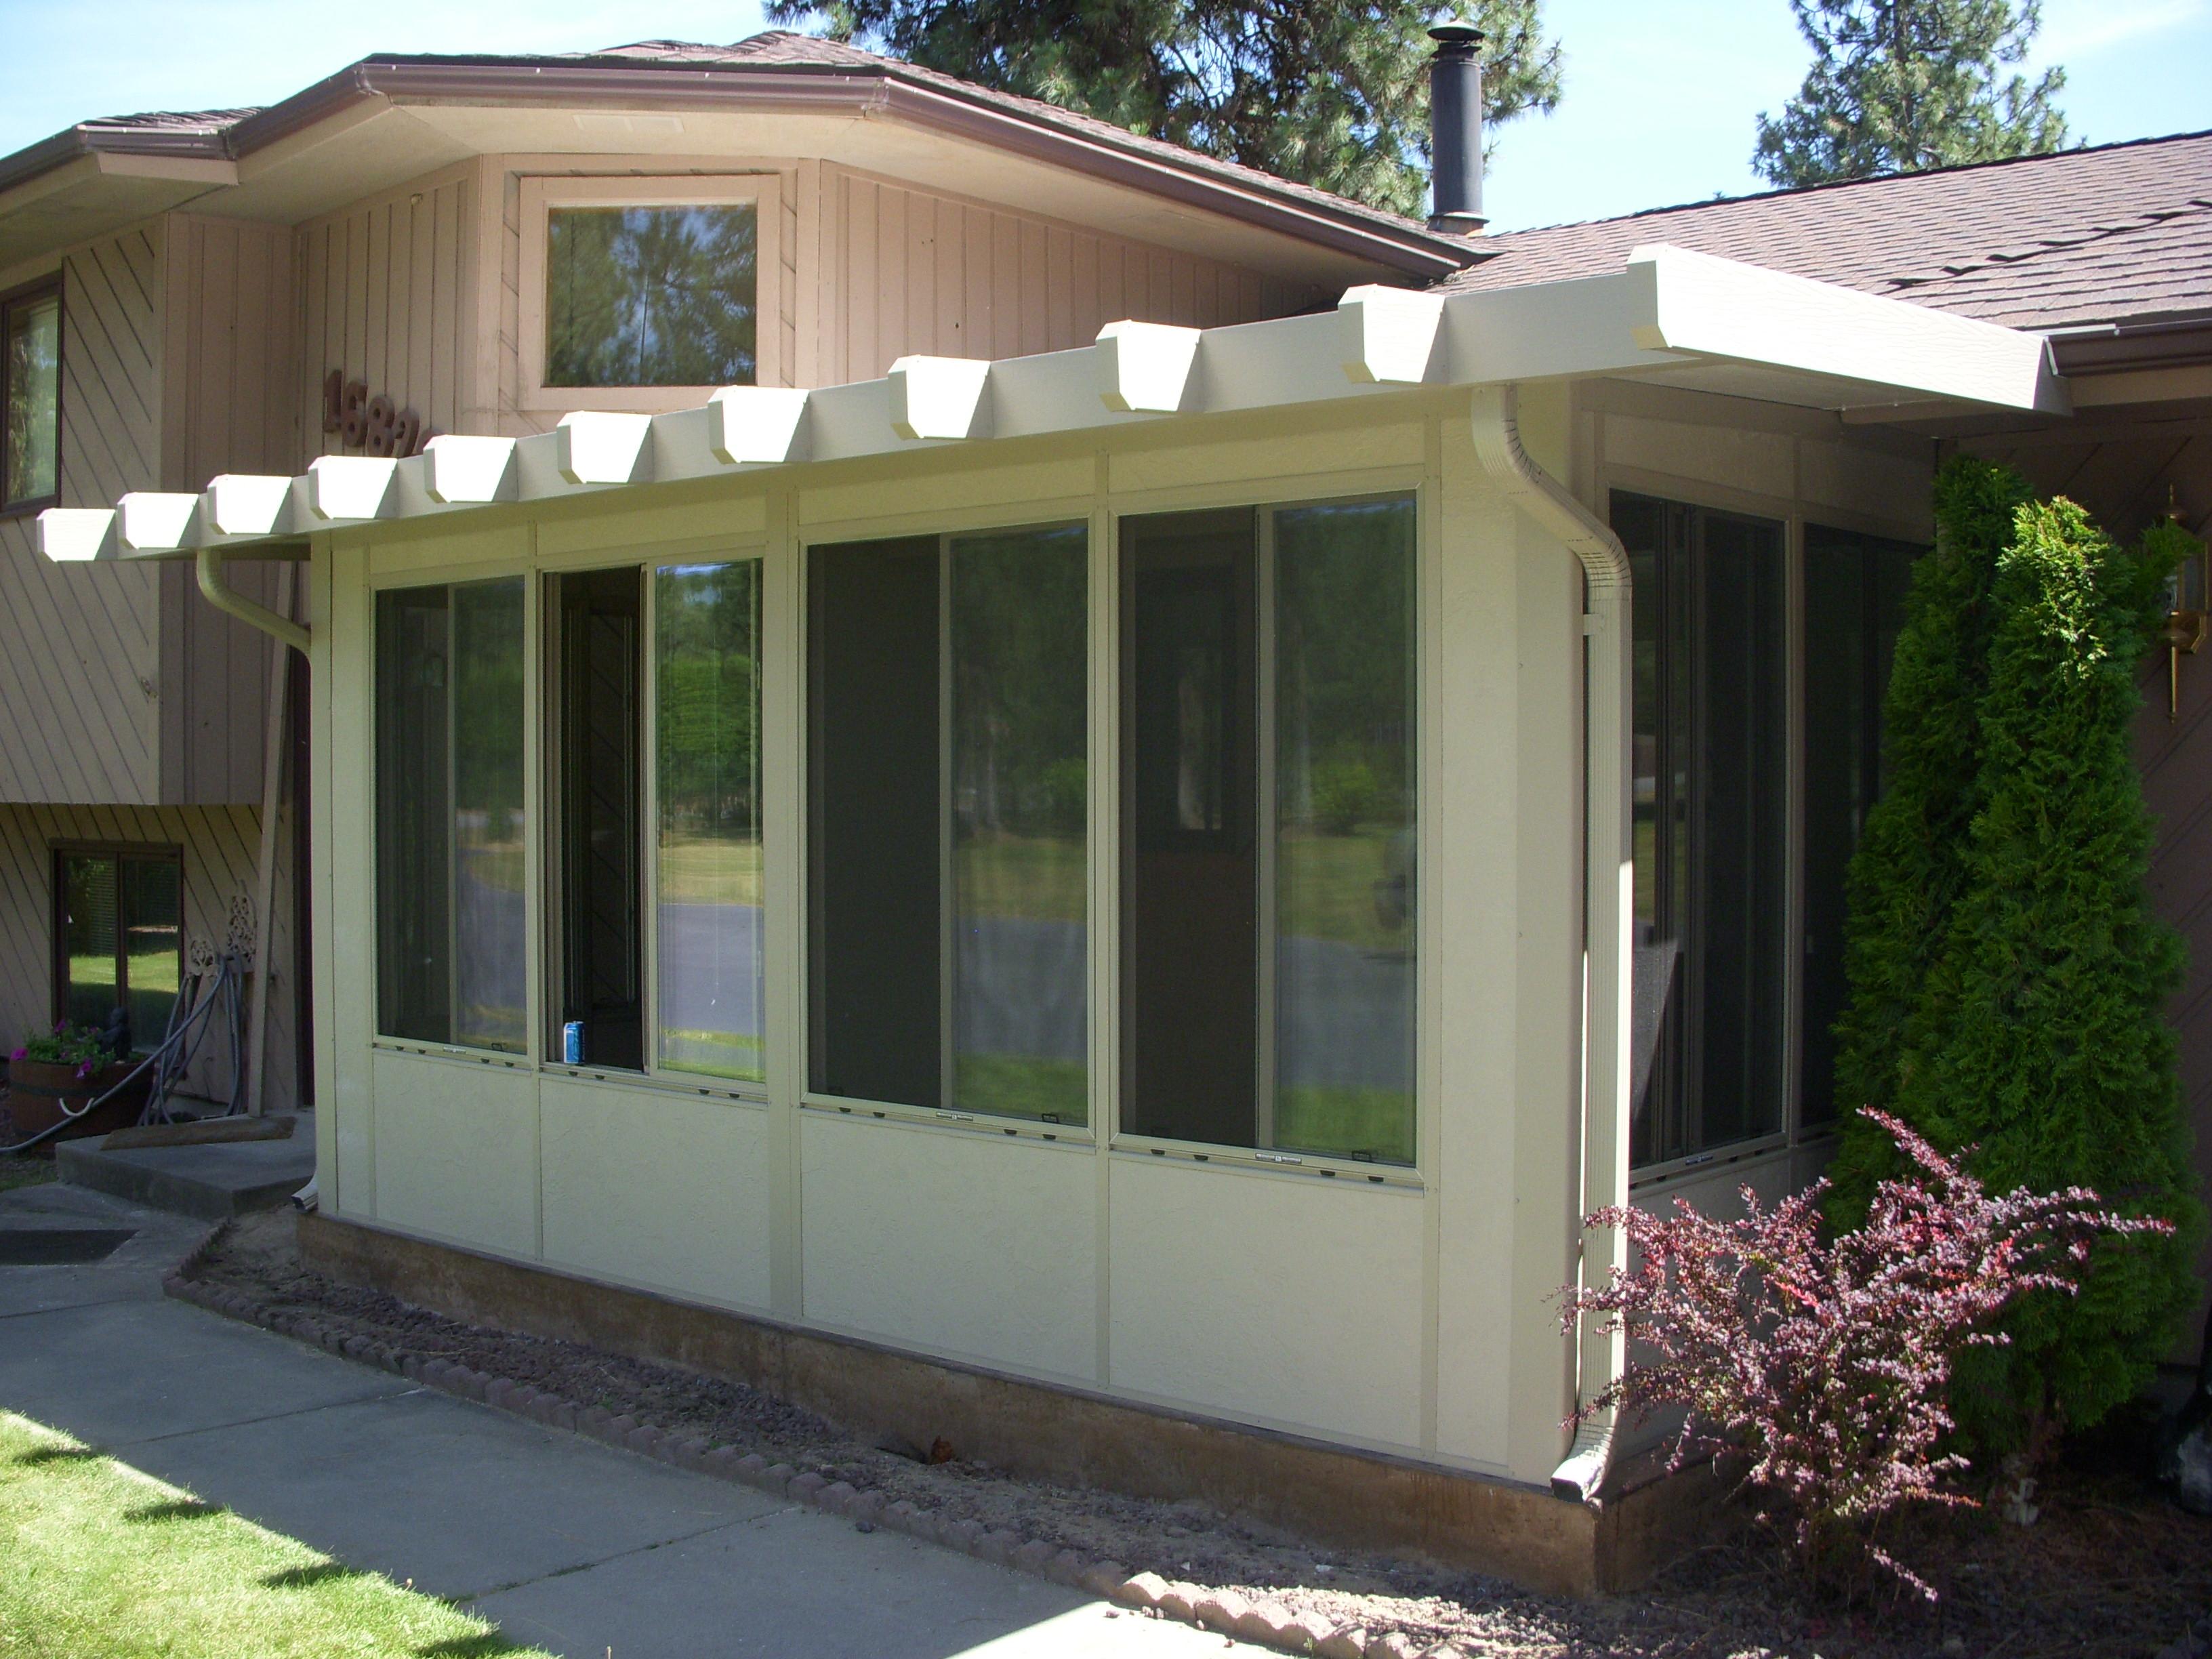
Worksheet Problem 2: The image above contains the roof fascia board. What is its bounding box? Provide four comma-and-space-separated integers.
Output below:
94, 151, 237, 185
41, 251, 2068, 562
353, 59, 1474, 279
1626, 241, 2071, 415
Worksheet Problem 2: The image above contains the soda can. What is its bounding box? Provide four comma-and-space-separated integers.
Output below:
562, 1021, 584, 1065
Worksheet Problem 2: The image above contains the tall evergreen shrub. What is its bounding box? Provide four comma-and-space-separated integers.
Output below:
1824, 457, 2028, 1214
1898, 500, 2201, 1448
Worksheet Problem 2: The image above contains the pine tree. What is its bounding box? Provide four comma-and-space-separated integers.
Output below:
1754, 0, 2069, 187
1824, 456, 2027, 1220
764, 0, 1563, 219
1896, 501, 2200, 1449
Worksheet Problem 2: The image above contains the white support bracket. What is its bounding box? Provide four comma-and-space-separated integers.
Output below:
1338, 285, 1447, 385
888, 356, 993, 441
1095, 320, 1201, 413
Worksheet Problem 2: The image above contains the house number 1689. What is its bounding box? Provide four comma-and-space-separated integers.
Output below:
322, 370, 432, 458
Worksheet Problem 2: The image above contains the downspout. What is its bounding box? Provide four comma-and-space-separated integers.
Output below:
194, 548, 309, 1116
1467, 384, 1634, 1504
197, 547, 310, 655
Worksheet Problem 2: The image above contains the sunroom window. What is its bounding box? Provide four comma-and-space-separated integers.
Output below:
808, 525, 1089, 1123
1615, 492, 1788, 1168
655, 559, 765, 1082
374, 578, 528, 1053
1120, 496, 1418, 1165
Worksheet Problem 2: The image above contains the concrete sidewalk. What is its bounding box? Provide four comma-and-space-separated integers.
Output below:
0, 1181, 1259, 1658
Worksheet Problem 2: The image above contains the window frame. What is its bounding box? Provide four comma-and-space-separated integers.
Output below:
49, 840, 184, 1050
1105, 486, 1427, 1187
800, 519, 1094, 1132
1, 273, 63, 518
517, 174, 782, 413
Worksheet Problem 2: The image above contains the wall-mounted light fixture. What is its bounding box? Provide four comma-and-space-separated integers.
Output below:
2159, 490, 2207, 721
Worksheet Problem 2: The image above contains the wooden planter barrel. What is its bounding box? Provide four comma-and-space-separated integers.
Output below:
3, 1057, 147, 1142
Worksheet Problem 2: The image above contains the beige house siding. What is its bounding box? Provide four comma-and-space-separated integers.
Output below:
299, 165, 476, 464
809, 163, 1315, 385
0, 227, 165, 806
0, 802, 299, 1114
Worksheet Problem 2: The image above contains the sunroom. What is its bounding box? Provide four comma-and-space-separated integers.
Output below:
39, 245, 2064, 1586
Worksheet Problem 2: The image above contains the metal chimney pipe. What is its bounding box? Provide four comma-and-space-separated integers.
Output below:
1428, 21, 1486, 232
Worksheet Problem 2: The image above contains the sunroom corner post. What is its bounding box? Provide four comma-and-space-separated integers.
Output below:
1469, 382, 1635, 1505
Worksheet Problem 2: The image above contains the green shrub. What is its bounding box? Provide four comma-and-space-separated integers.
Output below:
1825, 457, 2029, 1215
1896, 501, 2202, 1450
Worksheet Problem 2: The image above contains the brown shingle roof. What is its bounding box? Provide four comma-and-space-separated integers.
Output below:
1437, 129, 2212, 332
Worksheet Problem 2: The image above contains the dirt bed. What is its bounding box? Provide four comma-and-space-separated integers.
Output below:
188, 1213, 2212, 1658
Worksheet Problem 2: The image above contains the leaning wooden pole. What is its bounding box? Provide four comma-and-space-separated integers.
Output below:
244, 562, 297, 1117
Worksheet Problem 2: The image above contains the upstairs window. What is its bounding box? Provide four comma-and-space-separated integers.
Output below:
2, 281, 60, 511
521, 178, 777, 411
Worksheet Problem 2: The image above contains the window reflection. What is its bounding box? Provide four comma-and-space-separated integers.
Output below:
547, 206, 756, 388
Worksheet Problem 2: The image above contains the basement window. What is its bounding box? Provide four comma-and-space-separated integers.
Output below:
2, 279, 60, 512
54, 846, 181, 1052
1119, 495, 1418, 1166
520, 176, 778, 411
808, 525, 1090, 1123
373, 577, 528, 1054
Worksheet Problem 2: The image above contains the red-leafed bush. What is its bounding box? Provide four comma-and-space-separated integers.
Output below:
1561, 1110, 2173, 1598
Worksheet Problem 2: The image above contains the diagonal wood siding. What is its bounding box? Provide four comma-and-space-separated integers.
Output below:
0, 228, 165, 805
0, 802, 298, 1114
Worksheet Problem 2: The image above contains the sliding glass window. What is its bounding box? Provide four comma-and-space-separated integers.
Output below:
1121, 495, 1417, 1165
808, 525, 1088, 1122
1614, 492, 1788, 1168
656, 560, 765, 1082
375, 577, 528, 1052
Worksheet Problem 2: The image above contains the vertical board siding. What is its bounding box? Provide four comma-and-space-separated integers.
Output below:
297, 168, 473, 461
0, 228, 164, 805
0, 802, 298, 1115
159, 215, 298, 806
815, 165, 1317, 386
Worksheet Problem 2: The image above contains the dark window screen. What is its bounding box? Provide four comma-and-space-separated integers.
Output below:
808, 537, 943, 1106
376, 586, 453, 1045
1800, 525, 1919, 1128
1120, 509, 1259, 1148
556, 567, 644, 1070
1616, 493, 1788, 1166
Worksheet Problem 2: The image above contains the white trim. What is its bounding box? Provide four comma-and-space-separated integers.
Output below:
518, 172, 785, 411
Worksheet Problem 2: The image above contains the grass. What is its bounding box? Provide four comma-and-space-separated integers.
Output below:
659, 1027, 766, 1082
0, 1411, 548, 1659
952, 1052, 1088, 1124
0, 1155, 56, 1195
1274, 1084, 1416, 1165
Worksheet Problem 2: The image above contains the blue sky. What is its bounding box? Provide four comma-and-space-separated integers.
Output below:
0, 0, 2204, 231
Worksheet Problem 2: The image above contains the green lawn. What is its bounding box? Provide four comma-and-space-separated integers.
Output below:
0, 1412, 548, 1659
0, 1157, 56, 1196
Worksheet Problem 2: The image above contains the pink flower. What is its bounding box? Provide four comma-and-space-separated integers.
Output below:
52, 1021, 65, 1035
74, 1060, 94, 1080
9, 1048, 24, 1061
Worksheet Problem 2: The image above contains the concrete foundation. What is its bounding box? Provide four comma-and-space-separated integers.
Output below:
300, 1209, 1729, 1596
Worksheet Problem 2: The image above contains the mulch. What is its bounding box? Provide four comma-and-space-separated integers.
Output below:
180, 1212, 2212, 1658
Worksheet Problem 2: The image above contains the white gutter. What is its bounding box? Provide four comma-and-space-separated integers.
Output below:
1468, 384, 1633, 1505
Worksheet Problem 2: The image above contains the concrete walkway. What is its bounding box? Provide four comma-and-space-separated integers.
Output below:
0, 1179, 1261, 1658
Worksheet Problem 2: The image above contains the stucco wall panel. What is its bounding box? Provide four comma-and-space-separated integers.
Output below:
369, 1050, 539, 1258
1106, 1155, 1426, 1453
540, 1082, 775, 1311
798, 1112, 1099, 1383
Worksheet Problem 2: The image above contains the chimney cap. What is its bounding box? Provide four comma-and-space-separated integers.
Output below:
1428, 20, 1486, 51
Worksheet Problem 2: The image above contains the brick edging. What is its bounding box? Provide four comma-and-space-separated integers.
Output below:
162, 1268, 1409, 1658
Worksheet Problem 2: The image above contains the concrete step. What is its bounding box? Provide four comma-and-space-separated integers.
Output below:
56, 1113, 315, 1221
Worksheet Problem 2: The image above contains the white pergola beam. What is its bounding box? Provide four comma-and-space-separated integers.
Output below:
889, 356, 993, 442
36, 247, 2078, 562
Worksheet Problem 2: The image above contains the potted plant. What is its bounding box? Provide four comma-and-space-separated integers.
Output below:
2, 1021, 147, 1142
